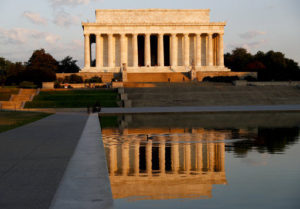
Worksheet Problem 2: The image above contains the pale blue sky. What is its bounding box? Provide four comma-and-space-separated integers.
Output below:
0, 0, 299, 68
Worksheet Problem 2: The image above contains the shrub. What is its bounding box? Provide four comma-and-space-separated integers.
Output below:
85, 76, 102, 83
19, 81, 37, 89
63, 74, 83, 83
203, 76, 240, 83
244, 76, 257, 81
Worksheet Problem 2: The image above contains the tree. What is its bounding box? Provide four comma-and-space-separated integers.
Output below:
23, 49, 57, 85
225, 48, 253, 72
225, 48, 300, 81
57, 56, 80, 73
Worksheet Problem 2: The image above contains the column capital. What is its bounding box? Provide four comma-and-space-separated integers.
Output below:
184, 33, 189, 37
84, 33, 90, 37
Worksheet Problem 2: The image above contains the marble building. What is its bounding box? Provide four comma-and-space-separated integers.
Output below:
81, 9, 231, 73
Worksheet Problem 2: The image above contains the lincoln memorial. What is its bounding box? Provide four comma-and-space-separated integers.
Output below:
81, 9, 230, 74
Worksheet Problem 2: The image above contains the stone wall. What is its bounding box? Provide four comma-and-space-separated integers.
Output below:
95, 9, 210, 24
197, 71, 257, 81
56, 72, 116, 83
56, 71, 257, 83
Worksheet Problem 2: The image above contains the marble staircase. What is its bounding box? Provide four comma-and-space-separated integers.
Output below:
0, 89, 39, 110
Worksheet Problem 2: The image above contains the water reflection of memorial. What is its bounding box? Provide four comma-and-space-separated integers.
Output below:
102, 128, 228, 201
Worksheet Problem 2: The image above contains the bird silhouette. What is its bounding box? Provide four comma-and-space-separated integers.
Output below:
146, 134, 153, 141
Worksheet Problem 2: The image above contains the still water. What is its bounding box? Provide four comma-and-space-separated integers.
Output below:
100, 112, 300, 209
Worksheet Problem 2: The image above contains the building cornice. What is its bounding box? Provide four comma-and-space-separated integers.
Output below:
82, 22, 227, 27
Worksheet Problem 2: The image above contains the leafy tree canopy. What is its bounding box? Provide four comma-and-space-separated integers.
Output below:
225, 48, 300, 81
23, 49, 58, 84
57, 56, 80, 73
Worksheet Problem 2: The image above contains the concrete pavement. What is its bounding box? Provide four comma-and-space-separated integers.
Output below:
50, 114, 113, 209
0, 113, 88, 209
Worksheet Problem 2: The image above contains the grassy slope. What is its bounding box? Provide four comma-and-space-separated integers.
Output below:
0, 88, 19, 101
25, 89, 120, 108
0, 111, 51, 133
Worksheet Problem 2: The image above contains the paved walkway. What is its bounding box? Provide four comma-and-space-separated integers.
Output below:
100, 104, 300, 115
0, 113, 89, 209
50, 114, 113, 209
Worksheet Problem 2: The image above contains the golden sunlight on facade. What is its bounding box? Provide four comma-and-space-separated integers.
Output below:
82, 9, 228, 73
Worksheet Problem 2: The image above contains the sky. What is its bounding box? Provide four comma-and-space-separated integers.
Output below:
0, 0, 299, 68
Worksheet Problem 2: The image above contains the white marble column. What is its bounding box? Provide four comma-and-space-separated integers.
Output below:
185, 143, 191, 174
145, 34, 151, 67
134, 141, 140, 176
184, 34, 190, 66
146, 141, 152, 175
159, 139, 166, 175
196, 34, 202, 66
171, 34, 177, 67
171, 143, 179, 173
208, 33, 213, 66
120, 34, 127, 66
108, 34, 114, 67
196, 143, 203, 172
132, 34, 138, 67
109, 145, 117, 176
96, 34, 103, 69
158, 33, 164, 67
209, 143, 215, 172
122, 142, 129, 176
218, 33, 224, 66
84, 34, 90, 68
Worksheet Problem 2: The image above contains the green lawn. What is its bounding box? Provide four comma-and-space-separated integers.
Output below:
0, 111, 51, 133
25, 89, 120, 108
0, 88, 19, 101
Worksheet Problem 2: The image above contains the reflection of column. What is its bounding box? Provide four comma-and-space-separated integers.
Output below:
109, 144, 117, 176
209, 143, 215, 172
208, 33, 213, 66
184, 34, 190, 66
108, 34, 114, 67
196, 34, 202, 66
84, 34, 90, 68
120, 34, 127, 65
159, 140, 166, 175
218, 33, 224, 66
185, 143, 191, 174
158, 33, 164, 66
171, 34, 177, 67
132, 34, 138, 67
134, 141, 140, 176
96, 34, 103, 69
171, 143, 179, 173
146, 141, 152, 175
145, 34, 151, 66
220, 142, 225, 172
122, 142, 129, 175
196, 143, 203, 172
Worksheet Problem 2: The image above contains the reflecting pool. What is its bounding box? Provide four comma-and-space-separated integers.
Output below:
100, 112, 300, 209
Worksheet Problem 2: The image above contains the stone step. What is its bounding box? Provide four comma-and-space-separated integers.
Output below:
0, 101, 23, 109
11, 95, 32, 101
